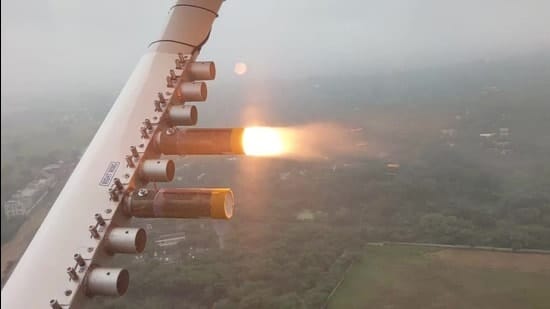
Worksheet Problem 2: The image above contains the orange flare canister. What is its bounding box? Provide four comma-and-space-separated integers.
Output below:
157, 128, 244, 155
126, 188, 234, 219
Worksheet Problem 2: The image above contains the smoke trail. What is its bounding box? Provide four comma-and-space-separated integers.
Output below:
275, 123, 370, 160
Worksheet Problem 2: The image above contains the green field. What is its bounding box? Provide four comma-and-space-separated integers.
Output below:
328, 245, 550, 309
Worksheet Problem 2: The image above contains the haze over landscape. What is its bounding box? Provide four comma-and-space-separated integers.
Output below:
2, 0, 549, 98
2, 1, 550, 308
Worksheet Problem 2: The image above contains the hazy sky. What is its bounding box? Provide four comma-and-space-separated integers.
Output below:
2, 0, 549, 98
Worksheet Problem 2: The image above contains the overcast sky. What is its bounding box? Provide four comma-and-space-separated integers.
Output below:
2, 0, 549, 99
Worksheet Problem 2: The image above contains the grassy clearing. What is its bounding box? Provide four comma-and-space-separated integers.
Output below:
328, 245, 550, 309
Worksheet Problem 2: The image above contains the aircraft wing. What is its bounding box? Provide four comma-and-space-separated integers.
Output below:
1, 1, 227, 308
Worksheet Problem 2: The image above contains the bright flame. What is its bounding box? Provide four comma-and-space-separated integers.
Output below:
242, 127, 284, 156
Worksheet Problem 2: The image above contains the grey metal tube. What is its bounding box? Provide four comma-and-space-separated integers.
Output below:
169, 105, 198, 126
85, 268, 129, 297
188, 61, 216, 80
139, 159, 175, 182
179, 81, 207, 102
105, 228, 147, 254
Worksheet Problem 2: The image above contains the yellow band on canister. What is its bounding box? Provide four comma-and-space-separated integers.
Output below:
230, 128, 245, 154
210, 189, 234, 219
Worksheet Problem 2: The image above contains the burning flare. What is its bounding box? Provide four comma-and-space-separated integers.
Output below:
242, 127, 284, 156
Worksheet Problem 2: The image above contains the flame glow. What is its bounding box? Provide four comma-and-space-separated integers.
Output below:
241, 123, 361, 159
242, 127, 284, 156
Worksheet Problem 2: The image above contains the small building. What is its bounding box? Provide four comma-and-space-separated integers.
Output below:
479, 133, 496, 138
42, 163, 62, 174
279, 172, 291, 181
499, 128, 510, 138
4, 200, 26, 218
386, 163, 400, 176
441, 129, 457, 137
3, 174, 56, 219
